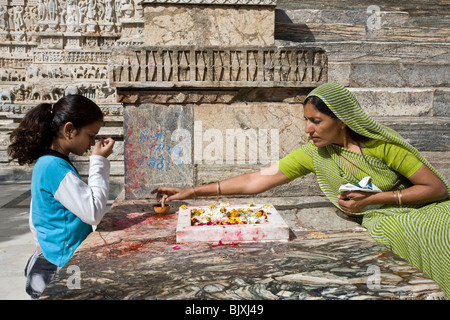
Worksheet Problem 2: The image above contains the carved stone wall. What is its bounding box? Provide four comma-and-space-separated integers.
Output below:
0, 0, 328, 201
0, 0, 131, 106
113, 1, 328, 199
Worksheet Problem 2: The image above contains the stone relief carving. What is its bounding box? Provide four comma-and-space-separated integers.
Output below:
0, 0, 327, 114
110, 47, 328, 87
0, 0, 137, 109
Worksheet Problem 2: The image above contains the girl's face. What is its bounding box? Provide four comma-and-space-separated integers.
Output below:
303, 102, 344, 147
68, 121, 103, 156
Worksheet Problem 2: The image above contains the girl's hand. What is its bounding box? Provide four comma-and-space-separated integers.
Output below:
337, 191, 372, 215
92, 137, 115, 158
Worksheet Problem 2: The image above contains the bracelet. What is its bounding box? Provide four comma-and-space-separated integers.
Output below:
393, 191, 398, 206
217, 181, 221, 199
397, 190, 403, 208
192, 186, 197, 200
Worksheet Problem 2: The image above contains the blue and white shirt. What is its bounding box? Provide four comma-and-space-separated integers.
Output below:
30, 150, 110, 267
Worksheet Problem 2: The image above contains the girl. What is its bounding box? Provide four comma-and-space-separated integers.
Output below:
152, 83, 450, 298
8, 94, 115, 299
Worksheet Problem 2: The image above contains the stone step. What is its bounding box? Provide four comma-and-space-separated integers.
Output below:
276, 8, 411, 28
330, 62, 449, 87
349, 87, 449, 117
276, 0, 450, 28
375, 116, 449, 152
275, 22, 450, 44
298, 41, 450, 63
275, 6, 450, 29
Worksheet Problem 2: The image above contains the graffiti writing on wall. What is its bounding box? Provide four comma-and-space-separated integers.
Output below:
135, 128, 185, 172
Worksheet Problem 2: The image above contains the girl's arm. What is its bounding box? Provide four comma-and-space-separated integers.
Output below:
54, 155, 110, 225
54, 139, 115, 225
152, 164, 292, 206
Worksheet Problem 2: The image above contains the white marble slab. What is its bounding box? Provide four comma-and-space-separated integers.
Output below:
176, 204, 290, 243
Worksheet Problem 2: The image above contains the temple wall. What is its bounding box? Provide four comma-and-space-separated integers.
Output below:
0, 0, 448, 201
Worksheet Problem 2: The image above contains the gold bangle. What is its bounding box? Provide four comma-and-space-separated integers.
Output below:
397, 190, 403, 208
192, 186, 197, 200
393, 191, 398, 206
217, 181, 221, 199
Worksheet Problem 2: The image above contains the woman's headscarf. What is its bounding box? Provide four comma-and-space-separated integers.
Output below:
304, 83, 450, 209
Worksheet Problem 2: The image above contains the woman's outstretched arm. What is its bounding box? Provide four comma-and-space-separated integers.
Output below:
151, 164, 291, 206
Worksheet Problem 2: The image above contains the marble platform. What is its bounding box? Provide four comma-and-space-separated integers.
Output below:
176, 204, 290, 243
40, 194, 446, 300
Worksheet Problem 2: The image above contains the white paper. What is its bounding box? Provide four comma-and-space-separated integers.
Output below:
339, 176, 382, 194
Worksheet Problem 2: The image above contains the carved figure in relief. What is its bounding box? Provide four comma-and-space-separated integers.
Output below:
73, 66, 86, 78
87, 0, 97, 21
120, 0, 133, 18
0, 69, 9, 81
47, 0, 58, 22
0, 88, 14, 103
114, 0, 121, 19
38, 0, 46, 21
97, 0, 105, 21
23, 7, 37, 32
60, 0, 67, 25
67, 0, 81, 31
14, 6, 25, 32
87, 66, 97, 78
78, 0, 87, 25
26, 66, 40, 79
14, 84, 26, 101
30, 85, 58, 101
104, 0, 114, 22
64, 84, 79, 95
8, 8, 14, 30
0, 6, 7, 31
134, 0, 143, 18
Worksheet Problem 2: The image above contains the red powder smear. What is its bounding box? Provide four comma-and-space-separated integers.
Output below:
218, 240, 222, 245
172, 245, 181, 250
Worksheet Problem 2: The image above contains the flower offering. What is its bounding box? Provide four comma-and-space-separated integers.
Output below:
190, 203, 271, 226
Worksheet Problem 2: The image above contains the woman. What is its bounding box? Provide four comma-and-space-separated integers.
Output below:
152, 83, 450, 298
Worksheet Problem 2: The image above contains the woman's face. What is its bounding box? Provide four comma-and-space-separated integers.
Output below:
303, 102, 344, 147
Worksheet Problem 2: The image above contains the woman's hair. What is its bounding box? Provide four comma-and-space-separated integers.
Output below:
304, 95, 366, 143
8, 95, 104, 165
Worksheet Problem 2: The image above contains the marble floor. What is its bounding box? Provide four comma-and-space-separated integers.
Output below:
41, 195, 445, 300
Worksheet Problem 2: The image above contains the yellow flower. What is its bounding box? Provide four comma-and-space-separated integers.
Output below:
180, 205, 187, 209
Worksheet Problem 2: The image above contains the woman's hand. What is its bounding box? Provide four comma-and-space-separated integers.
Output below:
337, 191, 372, 215
151, 187, 192, 207
92, 137, 115, 158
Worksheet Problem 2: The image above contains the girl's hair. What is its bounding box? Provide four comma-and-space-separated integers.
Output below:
304, 95, 366, 143
8, 95, 104, 165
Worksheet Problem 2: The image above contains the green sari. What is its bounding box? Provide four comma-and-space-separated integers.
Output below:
304, 83, 450, 298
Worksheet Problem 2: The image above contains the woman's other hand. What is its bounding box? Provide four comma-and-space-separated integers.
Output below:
337, 191, 371, 214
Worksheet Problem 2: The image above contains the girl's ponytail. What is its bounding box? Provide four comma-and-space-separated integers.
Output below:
8, 103, 55, 165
